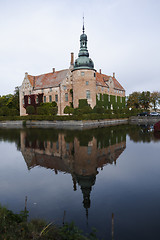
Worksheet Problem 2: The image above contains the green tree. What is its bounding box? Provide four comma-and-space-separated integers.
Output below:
127, 92, 141, 109
150, 91, 160, 111
140, 91, 151, 110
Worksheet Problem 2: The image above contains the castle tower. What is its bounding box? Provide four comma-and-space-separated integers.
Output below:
72, 22, 96, 108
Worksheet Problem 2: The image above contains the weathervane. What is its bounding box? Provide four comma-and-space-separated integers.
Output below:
83, 14, 85, 34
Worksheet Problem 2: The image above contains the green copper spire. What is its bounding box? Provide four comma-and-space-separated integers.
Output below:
73, 21, 94, 70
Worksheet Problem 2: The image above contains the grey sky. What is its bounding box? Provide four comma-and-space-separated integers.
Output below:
0, 0, 160, 96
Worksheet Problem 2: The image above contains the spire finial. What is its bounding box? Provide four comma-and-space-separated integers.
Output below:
83, 14, 85, 34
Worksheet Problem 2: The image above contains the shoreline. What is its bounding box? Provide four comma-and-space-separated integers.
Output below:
0, 118, 129, 129
0, 116, 159, 129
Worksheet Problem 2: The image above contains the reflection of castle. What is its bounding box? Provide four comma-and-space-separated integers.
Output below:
20, 130, 126, 217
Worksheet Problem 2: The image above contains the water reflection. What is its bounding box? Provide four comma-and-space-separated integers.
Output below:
20, 127, 126, 218
1, 125, 160, 239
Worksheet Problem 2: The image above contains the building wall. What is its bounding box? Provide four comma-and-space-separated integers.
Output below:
72, 69, 96, 108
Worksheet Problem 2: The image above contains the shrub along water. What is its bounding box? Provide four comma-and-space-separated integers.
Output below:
0, 205, 99, 240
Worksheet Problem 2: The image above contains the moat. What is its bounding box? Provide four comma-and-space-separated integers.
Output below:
0, 124, 160, 240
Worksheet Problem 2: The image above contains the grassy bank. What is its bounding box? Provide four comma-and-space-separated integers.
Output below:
0, 205, 99, 240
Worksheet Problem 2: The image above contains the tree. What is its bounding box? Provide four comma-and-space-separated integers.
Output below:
140, 91, 151, 110
150, 91, 160, 111
127, 92, 141, 109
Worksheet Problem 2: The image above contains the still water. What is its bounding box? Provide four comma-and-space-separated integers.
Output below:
0, 125, 160, 239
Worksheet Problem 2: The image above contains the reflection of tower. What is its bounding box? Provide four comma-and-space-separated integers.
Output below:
75, 174, 97, 220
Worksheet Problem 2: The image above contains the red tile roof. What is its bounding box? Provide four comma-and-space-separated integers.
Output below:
27, 69, 124, 91
96, 72, 124, 90
28, 69, 69, 89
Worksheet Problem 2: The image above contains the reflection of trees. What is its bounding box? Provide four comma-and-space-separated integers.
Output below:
0, 129, 21, 150
127, 124, 160, 143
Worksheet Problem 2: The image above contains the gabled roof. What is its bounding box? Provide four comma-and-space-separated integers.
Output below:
96, 72, 124, 90
27, 69, 69, 89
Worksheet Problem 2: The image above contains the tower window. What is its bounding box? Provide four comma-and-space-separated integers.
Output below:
86, 81, 89, 85
94, 73, 96, 77
81, 72, 85, 76
86, 90, 90, 99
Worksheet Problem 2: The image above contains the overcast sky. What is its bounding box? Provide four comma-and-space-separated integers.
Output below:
0, 0, 160, 96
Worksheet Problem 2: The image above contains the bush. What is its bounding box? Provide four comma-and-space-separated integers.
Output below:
79, 99, 89, 108
37, 102, 58, 115
26, 105, 35, 115
64, 106, 74, 115
93, 106, 105, 114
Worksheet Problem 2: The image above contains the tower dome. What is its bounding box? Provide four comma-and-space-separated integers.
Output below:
73, 23, 94, 70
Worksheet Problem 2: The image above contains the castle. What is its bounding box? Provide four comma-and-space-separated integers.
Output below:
19, 24, 125, 116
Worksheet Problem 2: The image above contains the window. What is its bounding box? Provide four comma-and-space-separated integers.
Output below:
63, 85, 67, 90
55, 94, 58, 102
97, 93, 100, 101
81, 72, 85, 76
65, 93, 68, 102
49, 95, 52, 102
28, 97, 31, 104
86, 81, 89, 85
42, 89, 44, 93
108, 88, 109, 92
29, 91, 31, 95
94, 72, 96, 77
87, 146, 92, 155
44, 96, 46, 103
50, 87, 52, 92
36, 96, 38, 104
86, 90, 90, 99
101, 87, 103, 91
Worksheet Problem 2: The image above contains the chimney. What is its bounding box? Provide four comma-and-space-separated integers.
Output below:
113, 72, 115, 78
53, 68, 55, 73
70, 52, 74, 65
99, 69, 101, 74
